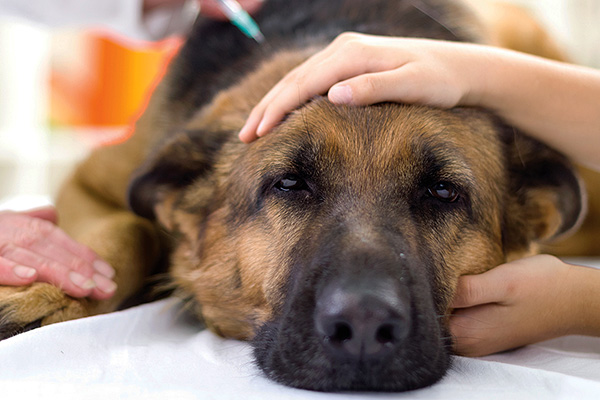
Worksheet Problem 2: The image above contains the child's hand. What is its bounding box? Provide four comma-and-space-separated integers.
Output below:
239, 33, 486, 143
449, 255, 600, 357
0, 208, 117, 299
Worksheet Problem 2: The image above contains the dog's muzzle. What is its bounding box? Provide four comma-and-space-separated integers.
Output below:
252, 227, 450, 392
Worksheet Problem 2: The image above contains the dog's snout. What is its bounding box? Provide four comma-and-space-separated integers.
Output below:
315, 280, 410, 361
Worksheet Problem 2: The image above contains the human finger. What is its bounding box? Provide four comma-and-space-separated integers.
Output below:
240, 56, 341, 141
0, 256, 38, 286
26, 221, 115, 279
0, 212, 116, 298
27, 240, 117, 300
239, 70, 331, 142
0, 244, 116, 298
239, 38, 381, 142
20, 206, 58, 224
10, 213, 115, 279
1, 244, 93, 297
449, 304, 507, 357
328, 65, 461, 108
450, 271, 511, 309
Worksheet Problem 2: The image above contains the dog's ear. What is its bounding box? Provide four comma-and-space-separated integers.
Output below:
501, 128, 586, 256
127, 130, 230, 225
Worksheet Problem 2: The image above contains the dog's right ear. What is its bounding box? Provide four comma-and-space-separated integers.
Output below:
128, 130, 229, 224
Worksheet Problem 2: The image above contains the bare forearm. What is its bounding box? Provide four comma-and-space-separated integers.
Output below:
469, 47, 600, 170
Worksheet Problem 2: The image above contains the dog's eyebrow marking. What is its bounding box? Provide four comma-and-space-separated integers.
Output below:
418, 139, 476, 189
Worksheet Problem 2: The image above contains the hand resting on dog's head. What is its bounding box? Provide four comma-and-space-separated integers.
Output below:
239, 33, 600, 171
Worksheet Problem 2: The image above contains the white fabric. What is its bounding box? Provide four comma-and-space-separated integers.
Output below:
1, 292, 599, 399
0, 0, 197, 40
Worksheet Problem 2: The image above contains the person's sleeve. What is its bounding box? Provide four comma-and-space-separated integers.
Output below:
0, 0, 197, 40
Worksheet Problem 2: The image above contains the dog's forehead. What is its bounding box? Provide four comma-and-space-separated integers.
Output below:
253, 99, 503, 180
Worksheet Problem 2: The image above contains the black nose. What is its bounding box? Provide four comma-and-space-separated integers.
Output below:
314, 280, 410, 361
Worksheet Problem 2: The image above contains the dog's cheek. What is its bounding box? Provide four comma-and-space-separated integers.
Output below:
433, 228, 505, 316
235, 208, 309, 319
168, 209, 266, 339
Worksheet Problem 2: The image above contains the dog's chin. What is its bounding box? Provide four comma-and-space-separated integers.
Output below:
251, 306, 452, 392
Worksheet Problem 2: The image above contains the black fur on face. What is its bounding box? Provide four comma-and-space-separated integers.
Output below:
252, 223, 452, 391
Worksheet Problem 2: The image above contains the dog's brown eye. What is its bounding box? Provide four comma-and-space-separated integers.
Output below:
275, 175, 308, 192
428, 182, 459, 202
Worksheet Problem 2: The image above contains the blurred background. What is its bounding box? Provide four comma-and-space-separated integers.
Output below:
0, 0, 599, 209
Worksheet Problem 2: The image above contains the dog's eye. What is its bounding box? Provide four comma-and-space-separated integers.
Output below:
428, 182, 459, 202
274, 175, 309, 192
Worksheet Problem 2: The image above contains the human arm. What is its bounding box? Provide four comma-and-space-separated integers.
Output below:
238, 33, 600, 170
449, 255, 600, 357
144, 0, 263, 18
0, 0, 262, 40
0, 207, 117, 299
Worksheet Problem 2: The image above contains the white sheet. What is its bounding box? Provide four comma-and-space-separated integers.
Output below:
1, 286, 600, 400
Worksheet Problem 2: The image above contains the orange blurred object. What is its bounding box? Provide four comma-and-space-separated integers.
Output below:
49, 31, 182, 129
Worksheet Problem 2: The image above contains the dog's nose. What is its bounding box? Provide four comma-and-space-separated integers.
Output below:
314, 280, 410, 361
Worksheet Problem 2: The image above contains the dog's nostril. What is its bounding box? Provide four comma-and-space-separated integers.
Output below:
329, 321, 353, 343
375, 323, 397, 345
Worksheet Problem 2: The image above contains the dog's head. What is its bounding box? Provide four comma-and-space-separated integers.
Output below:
129, 97, 583, 391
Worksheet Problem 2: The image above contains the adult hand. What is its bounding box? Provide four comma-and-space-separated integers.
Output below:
197, 0, 264, 19
144, 0, 263, 18
0, 207, 116, 300
238, 33, 486, 143
449, 255, 600, 357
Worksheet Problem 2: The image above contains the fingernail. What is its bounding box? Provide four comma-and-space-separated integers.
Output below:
14, 265, 36, 279
93, 260, 115, 279
70, 271, 96, 290
329, 85, 353, 104
238, 125, 251, 143
256, 119, 268, 137
92, 273, 117, 294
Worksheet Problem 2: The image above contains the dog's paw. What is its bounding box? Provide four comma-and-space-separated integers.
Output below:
0, 283, 92, 340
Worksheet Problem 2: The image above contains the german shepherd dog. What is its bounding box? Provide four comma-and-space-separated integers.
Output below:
0, 0, 590, 392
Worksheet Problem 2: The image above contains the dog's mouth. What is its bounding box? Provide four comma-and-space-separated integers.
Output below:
251, 247, 452, 392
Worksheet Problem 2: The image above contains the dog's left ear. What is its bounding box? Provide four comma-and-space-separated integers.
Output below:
501, 128, 586, 256
127, 129, 230, 226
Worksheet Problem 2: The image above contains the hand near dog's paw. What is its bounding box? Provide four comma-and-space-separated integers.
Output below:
239, 33, 482, 143
449, 255, 600, 357
0, 208, 117, 300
